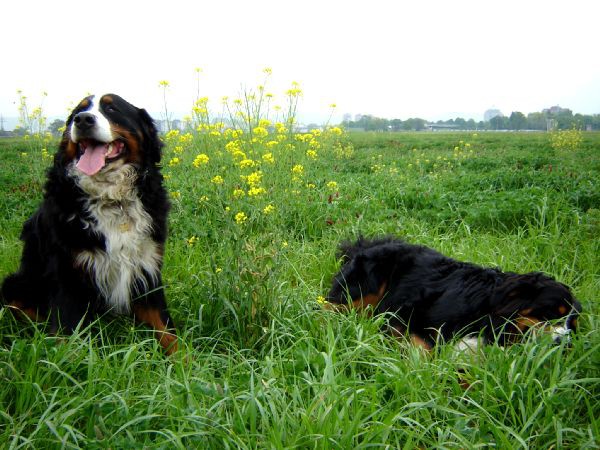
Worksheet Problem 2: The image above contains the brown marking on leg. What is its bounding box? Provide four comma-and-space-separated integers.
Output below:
389, 323, 407, 339
410, 333, 432, 350
133, 304, 178, 355
6, 300, 45, 322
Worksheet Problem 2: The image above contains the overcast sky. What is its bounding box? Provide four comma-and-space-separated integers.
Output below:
1, 0, 598, 125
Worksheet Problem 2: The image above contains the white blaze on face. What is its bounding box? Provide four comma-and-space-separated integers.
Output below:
70, 95, 122, 176
70, 95, 114, 144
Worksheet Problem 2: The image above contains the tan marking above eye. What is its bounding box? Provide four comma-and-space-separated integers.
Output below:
558, 305, 568, 315
101, 95, 114, 104
519, 308, 533, 316
410, 334, 432, 350
515, 315, 542, 332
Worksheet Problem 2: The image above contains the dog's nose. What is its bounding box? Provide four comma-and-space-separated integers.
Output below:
73, 112, 96, 130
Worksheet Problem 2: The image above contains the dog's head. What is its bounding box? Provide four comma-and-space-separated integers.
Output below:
326, 239, 399, 313
60, 94, 161, 175
492, 273, 582, 343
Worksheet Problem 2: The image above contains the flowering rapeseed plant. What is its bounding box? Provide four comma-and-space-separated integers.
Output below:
235, 212, 248, 224
193, 153, 210, 167
155, 67, 355, 246
550, 128, 583, 152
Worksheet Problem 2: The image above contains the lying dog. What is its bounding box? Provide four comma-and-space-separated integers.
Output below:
1, 94, 177, 354
326, 237, 581, 349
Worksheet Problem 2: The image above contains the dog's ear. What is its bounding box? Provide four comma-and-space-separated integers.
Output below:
492, 274, 541, 316
328, 253, 370, 302
138, 108, 163, 164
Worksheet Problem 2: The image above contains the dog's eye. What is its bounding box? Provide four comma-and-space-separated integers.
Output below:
105, 105, 116, 113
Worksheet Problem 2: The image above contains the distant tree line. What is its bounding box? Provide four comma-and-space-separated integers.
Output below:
343, 109, 600, 131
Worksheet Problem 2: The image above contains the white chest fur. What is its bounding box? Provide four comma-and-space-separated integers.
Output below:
70, 164, 161, 314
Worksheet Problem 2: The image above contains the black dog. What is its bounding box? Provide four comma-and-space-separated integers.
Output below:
327, 237, 581, 349
1, 94, 178, 354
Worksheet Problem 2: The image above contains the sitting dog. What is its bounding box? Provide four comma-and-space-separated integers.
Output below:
326, 237, 581, 349
1, 94, 177, 354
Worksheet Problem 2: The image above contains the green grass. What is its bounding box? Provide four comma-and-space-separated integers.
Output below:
0, 131, 599, 448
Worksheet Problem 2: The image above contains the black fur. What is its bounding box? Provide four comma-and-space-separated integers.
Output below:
327, 237, 582, 347
1, 94, 177, 353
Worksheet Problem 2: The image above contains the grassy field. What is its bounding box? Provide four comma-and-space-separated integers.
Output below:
0, 128, 599, 448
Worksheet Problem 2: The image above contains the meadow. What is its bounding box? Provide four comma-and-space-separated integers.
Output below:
0, 94, 599, 447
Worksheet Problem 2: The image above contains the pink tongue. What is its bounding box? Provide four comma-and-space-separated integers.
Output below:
76, 143, 108, 176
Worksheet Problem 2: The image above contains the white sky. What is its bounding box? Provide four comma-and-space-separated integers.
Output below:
1, 0, 599, 124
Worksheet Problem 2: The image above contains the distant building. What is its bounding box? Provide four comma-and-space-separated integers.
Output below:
484, 108, 503, 121
542, 105, 570, 115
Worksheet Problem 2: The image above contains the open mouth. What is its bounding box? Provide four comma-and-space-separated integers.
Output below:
76, 139, 126, 176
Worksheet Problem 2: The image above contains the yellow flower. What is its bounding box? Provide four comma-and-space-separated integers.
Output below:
245, 171, 263, 187
306, 149, 318, 159
262, 152, 275, 163
199, 195, 209, 202
291, 164, 304, 175
239, 159, 256, 169
233, 188, 246, 198
165, 129, 180, 140
235, 212, 248, 224
168, 157, 181, 167
247, 187, 266, 197
316, 295, 328, 305
193, 153, 210, 167
326, 181, 338, 191
187, 236, 199, 246
211, 175, 224, 185
179, 133, 193, 144
215, 267, 222, 274
263, 204, 275, 214
158, 80, 170, 87
170, 191, 181, 199
286, 81, 302, 97
252, 126, 269, 139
